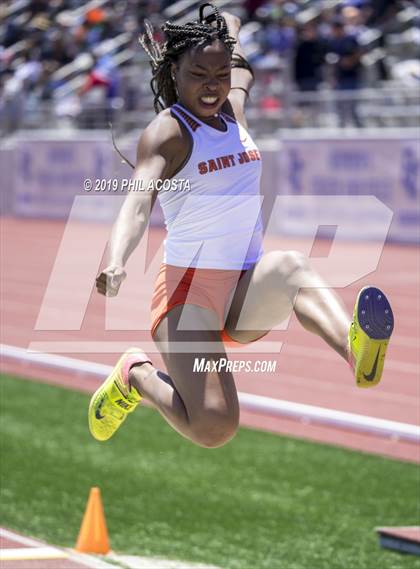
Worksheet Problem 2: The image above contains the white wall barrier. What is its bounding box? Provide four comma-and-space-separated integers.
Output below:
278, 134, 419, 243
1, 343, 419, 443
1, 130, 419, 242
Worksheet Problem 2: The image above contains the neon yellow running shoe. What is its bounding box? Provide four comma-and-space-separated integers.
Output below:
348, 286, 394, 388
88, 348, 152, 441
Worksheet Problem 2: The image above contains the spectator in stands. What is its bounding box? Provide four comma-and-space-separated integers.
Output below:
245, 0, 267, 18
78, 52, 120, 128
253, 6, 296, 74
294, 22, 326, 91
13, 49, 43, 88
0, 0, 415, 133
328, 18, 363, 127
2, 16, 25, 48
27, 0, 49, 17
368, 0, 400, 25
78, 53, 119, 99
40, 30, 75, 66
1, 69, 25, 134
32, 60, 59, 102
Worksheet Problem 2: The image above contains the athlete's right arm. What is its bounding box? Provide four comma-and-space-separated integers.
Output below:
96, 113, 186, 296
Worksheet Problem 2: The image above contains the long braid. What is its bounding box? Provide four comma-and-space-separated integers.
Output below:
139, 3, 236, 113
111, 4, 235, 170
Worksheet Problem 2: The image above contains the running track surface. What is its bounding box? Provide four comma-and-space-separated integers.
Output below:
0, 528, 223, 569
0, 528, 114, 569
1, 218, 419, 462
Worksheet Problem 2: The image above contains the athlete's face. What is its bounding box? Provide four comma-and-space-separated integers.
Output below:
173, 40, 231, 120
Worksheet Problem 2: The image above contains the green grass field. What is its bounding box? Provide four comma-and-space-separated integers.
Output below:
1, 374, 419, 569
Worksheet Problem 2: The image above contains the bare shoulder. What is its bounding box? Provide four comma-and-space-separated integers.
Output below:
136, 108, 189, 162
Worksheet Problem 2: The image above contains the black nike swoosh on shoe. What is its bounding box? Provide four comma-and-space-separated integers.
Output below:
95, 397, 106, 420
363, 347, 381, 382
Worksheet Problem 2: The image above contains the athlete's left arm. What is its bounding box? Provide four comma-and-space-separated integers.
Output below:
221, 12, 254, 129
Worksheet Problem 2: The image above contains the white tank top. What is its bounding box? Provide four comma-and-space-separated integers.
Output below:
157, 102, 264, 270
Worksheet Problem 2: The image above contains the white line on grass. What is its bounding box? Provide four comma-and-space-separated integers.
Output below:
0, 547, 68, 561
107, 553, 223, 569
0, 529, 115, 568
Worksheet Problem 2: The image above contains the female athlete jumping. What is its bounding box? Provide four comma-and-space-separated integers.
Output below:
89, 4, 394, 448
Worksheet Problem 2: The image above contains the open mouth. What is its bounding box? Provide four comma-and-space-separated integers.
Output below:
199, 95, 219, 108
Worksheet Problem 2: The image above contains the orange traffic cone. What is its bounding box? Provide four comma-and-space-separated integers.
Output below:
75, 487, 110, 554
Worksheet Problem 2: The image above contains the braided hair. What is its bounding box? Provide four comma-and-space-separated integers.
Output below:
140, 3, 236, 113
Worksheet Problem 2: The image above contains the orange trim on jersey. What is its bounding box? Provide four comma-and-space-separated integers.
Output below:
221, 113, 237, 124
173, 106, 201, 132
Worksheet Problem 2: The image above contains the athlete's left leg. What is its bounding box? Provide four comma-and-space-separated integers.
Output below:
224, 250, 351, 360
224, 250, 394, 387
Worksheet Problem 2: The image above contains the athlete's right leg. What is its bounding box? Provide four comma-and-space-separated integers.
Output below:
132, 304, 239, 448
90, 304, 239, 448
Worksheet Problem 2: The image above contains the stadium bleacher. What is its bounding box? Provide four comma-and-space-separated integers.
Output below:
0, 0, 419, 135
